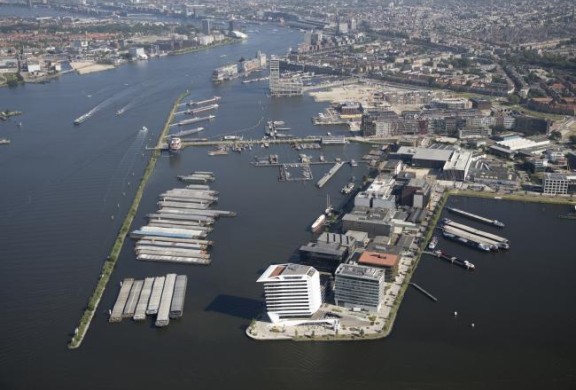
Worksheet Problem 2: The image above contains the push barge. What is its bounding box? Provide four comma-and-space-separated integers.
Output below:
447, 207, 504, 228
430, 250, 475, 270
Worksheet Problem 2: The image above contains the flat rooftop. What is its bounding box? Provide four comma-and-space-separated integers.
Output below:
358, 251, 399, 268
335, 263, 385, 281
257, 263, 317, 282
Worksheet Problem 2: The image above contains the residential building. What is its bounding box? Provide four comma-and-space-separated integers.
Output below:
257, 263, 322, 323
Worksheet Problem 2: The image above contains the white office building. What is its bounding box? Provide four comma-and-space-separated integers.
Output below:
257, 263, 322, 323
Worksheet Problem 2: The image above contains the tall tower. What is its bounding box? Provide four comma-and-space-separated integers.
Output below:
269, 57, 280, 94
202, 19, 211, 35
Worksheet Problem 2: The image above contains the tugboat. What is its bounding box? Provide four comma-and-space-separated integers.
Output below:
428, 236, 439, 250
169, 137, 182, 151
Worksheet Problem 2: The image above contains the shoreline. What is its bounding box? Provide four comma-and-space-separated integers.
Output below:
67, 91, 187, 349
1, 38, 241, 88
246, 187, 573, 343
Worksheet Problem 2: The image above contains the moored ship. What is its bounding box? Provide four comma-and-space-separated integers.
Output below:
341, 182, 355, 194
428, 236, 439, 250
169, 137, 182, 151
311, 214, 326, 233
447, 207, 505, 228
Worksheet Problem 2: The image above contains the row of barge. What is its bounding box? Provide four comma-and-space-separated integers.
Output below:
109, 274, 187, 327
440, 218, 509, 251
130, 172, 236, 265
426, 208, 510, 270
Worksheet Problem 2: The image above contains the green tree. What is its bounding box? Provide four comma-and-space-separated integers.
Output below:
549, 130, 562, 141
507, 94, 520, 105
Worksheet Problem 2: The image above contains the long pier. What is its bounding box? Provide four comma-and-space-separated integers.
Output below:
317, 162, 345, 188
409, 282, 438, 302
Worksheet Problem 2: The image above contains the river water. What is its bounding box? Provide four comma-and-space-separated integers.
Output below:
0, 7, 575, 390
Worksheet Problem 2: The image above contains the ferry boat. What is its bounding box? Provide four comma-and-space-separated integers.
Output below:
222, 135, 243, 141
73, 112, 91, 125
169, 137, 182, 151
428, 236, 439, 250
311, 214, 326, 233
208, 148, 228, 156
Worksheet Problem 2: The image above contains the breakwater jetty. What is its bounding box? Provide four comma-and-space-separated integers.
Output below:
68, 92, 187, 349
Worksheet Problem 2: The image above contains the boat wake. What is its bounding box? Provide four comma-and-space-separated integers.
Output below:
100, 128, 149, 208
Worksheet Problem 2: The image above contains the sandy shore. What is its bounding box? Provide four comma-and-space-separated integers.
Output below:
308, 84, 382, 103
70, 61, 115, 75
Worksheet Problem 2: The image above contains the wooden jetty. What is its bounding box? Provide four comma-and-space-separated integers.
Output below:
410, 282, 438, 302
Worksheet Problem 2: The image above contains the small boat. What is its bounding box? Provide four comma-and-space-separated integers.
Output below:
350, 159, 358, 167
222, 135, 243, 141
208, 148, 228, 156
140, 126, 148, 132
169, 137, 182, 151
428, 236, 439, 250
319, 154, 325, 162
0, 138, 11, 145
341, 182, 355, 194
73, 112, 91, 125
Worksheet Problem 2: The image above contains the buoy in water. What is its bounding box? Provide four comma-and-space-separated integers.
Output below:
454, 311, 458, 317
